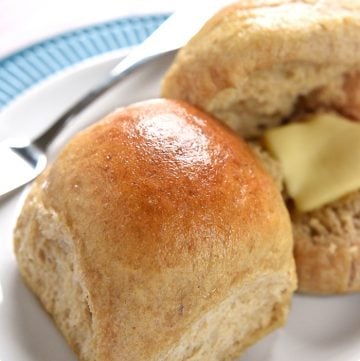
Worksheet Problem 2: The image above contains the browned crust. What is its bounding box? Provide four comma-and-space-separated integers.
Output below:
15, 99, 296, 360
163, 0, 360, 109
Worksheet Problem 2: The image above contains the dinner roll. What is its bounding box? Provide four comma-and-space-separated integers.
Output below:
162, 0, 360, 138
161, 0, 360, 294
14, 99, 296, 361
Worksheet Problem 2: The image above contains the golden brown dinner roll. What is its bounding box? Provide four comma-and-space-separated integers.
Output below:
14, 99, 296, 361
162, 0, 360, 294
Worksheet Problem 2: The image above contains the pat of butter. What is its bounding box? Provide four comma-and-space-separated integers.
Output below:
264, 113, 360, 212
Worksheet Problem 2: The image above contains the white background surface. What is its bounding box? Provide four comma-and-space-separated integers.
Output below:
0, 0, 178, 58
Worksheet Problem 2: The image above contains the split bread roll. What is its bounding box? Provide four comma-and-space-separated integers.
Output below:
14, 99, 296, 361
162, 0, 360, 294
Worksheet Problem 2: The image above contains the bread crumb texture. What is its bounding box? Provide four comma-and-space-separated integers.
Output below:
291, 190, 360, 294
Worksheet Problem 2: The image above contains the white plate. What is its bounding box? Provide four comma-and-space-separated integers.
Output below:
1, 49, 360, 361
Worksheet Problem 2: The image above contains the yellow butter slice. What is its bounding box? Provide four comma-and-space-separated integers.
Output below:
263, 112, 360, 212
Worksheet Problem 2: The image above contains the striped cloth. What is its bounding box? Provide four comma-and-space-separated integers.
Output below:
0, 14, 169, 110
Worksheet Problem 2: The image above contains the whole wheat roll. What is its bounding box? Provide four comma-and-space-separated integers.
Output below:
14, 99, 296, 360
162, 0, 360, 294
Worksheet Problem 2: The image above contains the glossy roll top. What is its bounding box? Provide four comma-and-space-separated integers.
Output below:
16, 99, 296, 360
